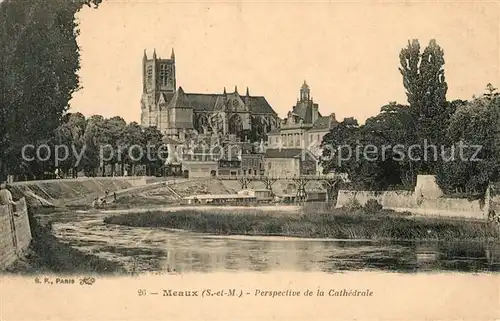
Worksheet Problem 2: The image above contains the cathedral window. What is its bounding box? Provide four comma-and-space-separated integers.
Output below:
146, 66, 153, 87
160, 64, 169, 86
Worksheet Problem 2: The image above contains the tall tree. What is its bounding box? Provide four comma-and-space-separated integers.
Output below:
80, 115, 104, 176
320, 117, 360, 174
437, 85, 500, 195
0, 0, 103, 181
122, 122, 144, 175
361, 103, 417, 189
53, 112, 87, 177
141, 126, 165, 176
399, 39, 451, 174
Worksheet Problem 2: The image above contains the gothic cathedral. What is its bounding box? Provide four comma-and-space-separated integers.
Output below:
140, 49, 279, 141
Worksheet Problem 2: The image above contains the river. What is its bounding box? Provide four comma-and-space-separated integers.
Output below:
37, 207, 500, 273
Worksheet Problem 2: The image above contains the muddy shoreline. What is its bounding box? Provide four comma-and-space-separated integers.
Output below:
5, 207, 126, 275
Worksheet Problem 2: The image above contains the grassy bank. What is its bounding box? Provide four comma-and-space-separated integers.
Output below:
6, 208, 125, 275
103, 208, 500, 241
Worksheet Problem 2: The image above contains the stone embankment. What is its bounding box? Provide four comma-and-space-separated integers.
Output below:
0, 198, 32, 270
8, 176, 171, 207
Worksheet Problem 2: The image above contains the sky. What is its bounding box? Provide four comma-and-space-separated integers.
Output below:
70, 0, 500, 123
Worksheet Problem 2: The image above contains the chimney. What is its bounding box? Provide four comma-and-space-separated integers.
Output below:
329, 112, 337, 128
311, 104, 319, 124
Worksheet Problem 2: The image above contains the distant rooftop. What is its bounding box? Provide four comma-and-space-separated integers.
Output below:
163, 137, 182, 145
184, 194, 256, 200
264, 148, 309, 159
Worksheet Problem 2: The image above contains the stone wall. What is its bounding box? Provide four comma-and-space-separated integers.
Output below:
336, 190, 415, 208
336, 175, 492, 220
414, 175, 444, 199
0, 198, 31, 270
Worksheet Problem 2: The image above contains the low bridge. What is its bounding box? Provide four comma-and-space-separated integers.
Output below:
218, 175, 343, 202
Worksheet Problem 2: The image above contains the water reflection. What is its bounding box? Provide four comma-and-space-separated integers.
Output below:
42, 211, 500, 273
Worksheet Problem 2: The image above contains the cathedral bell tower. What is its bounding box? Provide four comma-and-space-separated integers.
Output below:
141, 48, 177, 129
142, 48, 176, 95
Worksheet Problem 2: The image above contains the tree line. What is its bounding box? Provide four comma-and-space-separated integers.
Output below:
1, 0, 498, 192
6, 111, 166, 180
320, 39, 500, 197
0, 0, 167, 181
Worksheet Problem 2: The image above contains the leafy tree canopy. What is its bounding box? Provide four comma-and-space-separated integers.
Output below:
0, 0, 105, 180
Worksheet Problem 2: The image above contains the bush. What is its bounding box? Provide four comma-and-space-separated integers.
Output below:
344, 198, 362, 211
364, 199, 383, 213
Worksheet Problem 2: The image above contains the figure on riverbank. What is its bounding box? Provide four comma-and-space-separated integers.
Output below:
0, 182, 17, 215
92, 197, 101, 208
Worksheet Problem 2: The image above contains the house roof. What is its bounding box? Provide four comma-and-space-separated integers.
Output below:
308, 116, 337, 132
292, 102, 312, 123
241, 152, 263, 157
184, 194, 255, 200
267, 128, 281, 135
264, 148, 307, 159
163, 137, 182, 145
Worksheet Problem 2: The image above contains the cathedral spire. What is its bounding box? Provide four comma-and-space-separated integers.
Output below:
171, 48, 175, 61
244, 87, 250, 111
153, 48, 157, 59
223, 87, 227, 95
143, 49, 147, 60
234, 85, 238, 93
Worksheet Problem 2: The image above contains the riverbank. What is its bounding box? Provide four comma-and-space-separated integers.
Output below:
5, 207, 126, 275
103, 208, 500, 241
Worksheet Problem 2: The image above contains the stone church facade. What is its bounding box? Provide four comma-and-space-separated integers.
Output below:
140, 49, 279, 141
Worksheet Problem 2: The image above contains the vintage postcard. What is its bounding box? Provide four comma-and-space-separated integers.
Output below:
0, 0, 499, 320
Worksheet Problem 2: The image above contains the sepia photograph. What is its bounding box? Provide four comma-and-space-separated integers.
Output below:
0, 0, 499, 320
